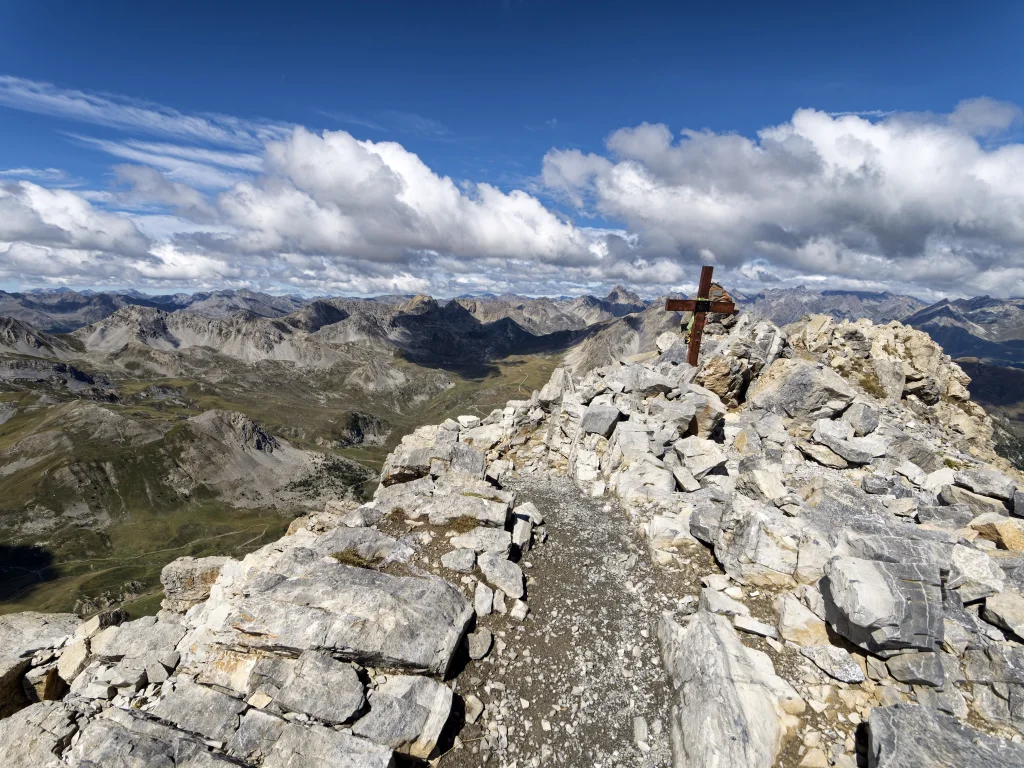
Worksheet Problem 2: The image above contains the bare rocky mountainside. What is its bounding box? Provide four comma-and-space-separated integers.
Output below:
3, 307, 1024, 767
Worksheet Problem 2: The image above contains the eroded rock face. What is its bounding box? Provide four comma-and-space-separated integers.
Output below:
160, 555, 230, 613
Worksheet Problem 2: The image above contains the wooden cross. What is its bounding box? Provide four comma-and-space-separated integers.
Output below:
665, 265, 736, 366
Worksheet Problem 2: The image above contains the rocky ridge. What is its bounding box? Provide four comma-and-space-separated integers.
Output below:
3, 311, 1024, 767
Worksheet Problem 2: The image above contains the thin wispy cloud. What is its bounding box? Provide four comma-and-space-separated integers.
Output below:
0, 75, 292, 149
323, 109, 452, 139
826, 109, 896, 118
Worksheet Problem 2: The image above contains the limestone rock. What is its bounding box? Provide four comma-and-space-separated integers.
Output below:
775, 593, 829, 646
467, 628, 492, 660
478, 551, 525, 599
886, 651, 944, 687
160, 555, 230, 613
450, 526, 512, 554
0, 701, 78, 768
748, 359, 855, 424
440, 548, 476, 572
579, 404, 622, 438
954, 468, 1017, 502
842, 402, 879, 436
659, 611, 795, 768
940, 484, 1009, 517
673, 436, 727, 479
275, 650, 365, 724
969, 513, 1024, 551
264, 722, 394, 768
822, 557, 943, 654
352, 675, 452, 759
800, 645, 865, 683
982, 591, 1024, 640
90, 616, 185, 662
867, 704, 1024, 767
474, 581, 493, 617
948, 544, 1004, 602
149, 679, 247, 741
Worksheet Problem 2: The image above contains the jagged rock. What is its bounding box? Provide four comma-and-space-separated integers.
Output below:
982, 591, 1024, 640
917, 504, 974, 529
579, 404, 622, 437
264, 723, 394, 768
886, 651, 944, 687
474, 581, 493, 617
775, 593, 829, 646
74, 608, 125, 640
659, 611, 799, 768
511, 515, 532, 552
955, 468, 1017, 502
948, 544, 1004, 602
648, 515, 696, 551
160, 555, 230, 613
699, 587, 750, 617
149, 679, 247, 741
450, 442, 486, 479
822, 557, 943, 654
842, 402, 879, 436
467, 628, 492, 660
886, 432, 943, 473
799, 645, 865, 683
440, 548, 476, 572
56, 639, 90, 685
478, 551, 524, 599
538, 367, 572, 406
352, 675, 452, 759
212, 557, 473, 675
686, 385, 727, 437
867, 704, 1024, 767
0, 701, 78, 768
941, 484, 1009, 517
969, 513, 1024, 550
275, 650, 366, 724
812, 418, 888, 465
734, 457, 787, 503
673, 436, 727, 479
748, 359, 855, 424
514, 500, 544, 525
423, 491, 510, 527
794, 437, 849, 469
451, 526, 512, 554
712, 494, 801, 587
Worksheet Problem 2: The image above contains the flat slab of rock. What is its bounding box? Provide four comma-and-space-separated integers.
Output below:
659, 611, 797, 768
160, 555, 230, 613
0, 701, 78, 768
275, 650, 365, 724
748, 359, 855, 424
450, 526, 512, 554
478, 551, 525, 599
580, 404, 622, 437
216, 558, 473, 675
351, 675, 452, 759
955, 468, 1017, 502
90, 616, 185, 662
424, 492, 509, 527
263, 722, 394, 768
868, 703, 1024, 767
149, 679, 247, 742
982, 591, 1024, 640
800, 645, 864, 683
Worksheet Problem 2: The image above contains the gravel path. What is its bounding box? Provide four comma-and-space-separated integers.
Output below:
442, 474, 676, 768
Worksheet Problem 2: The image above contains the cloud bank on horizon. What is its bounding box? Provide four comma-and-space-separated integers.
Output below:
2, 75, 1023, 299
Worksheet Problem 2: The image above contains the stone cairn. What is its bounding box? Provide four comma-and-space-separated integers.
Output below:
2, 311, 1024, 768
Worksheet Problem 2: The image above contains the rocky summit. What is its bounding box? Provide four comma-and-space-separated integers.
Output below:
2, 310, 1024, 768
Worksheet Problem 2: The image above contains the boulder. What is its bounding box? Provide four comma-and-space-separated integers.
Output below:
775, 593, 829, 646
0, 701, 77, 768
794, 438, 849, 469
160, 556, 230, 613
351, 675, 452, 759
954, 468, 1017, 502
673, 436, 727, 479
450, 526, 512, 554
822, 557, 943, 654
940, 484, 1008, 517
969, 513, 1024, 551
478, 552, 525, 599
812, 419, 888, 465
423, 491, 510, 527
579, 405, 622, 438
948, 544, 1004, 602
440, 548, 476, 572
886, 651, 944, 687
659, 611, 798, 768
982, 591, 1024, 640
274, 650, 365, 724
842, 402, 879, 436
227, 709, 287, 762
867, 704, 1024, 767
89, 616, 185, 663
748, 359, 855, 425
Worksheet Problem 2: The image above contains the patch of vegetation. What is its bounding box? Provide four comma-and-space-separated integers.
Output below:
330, 550, 372, 568
447, 516, 483, 534
943, 457, 968, 470
858, 372, 888, 400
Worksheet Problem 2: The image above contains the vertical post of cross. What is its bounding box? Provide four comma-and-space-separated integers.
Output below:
687, 265, 714, 367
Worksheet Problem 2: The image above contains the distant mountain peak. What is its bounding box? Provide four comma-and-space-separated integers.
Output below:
606, 285, 643, 306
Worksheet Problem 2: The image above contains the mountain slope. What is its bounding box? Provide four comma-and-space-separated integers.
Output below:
904, 296, 1024, 367
741, 287, 926, 326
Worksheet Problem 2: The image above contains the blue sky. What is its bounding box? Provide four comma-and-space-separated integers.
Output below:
1, 1, 1024, 298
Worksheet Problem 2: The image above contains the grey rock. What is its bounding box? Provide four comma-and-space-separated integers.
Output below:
477, 551, 525, 599
160, 555, 229, 613
467, 628, 492, 660
90, 617, 185, 662
579, 404, 622, 437
842, 402, 879, 436
748, 359, 855, 424
685, 385, 728, 438
1015, 487, 1024, 517
867, 703, 1024, 767
70, 707, 238, 767
449, 442, 486, 479
698, 587, 750, 618
425, 492, 510, 527
734, 457, 787, 503
227, 709, 287, 763
948, 544, 1004, 602
511, 515, 532, 552
0, 701, 78, 768
917, 504, 974, 529
56, 639, 90, 685
822, 557, 944, 654
150, 679, 246, 741
885, 432, 943, 473
440, 548, 476, 572
219, 557, 473, 675
982, 591, 1024, 640
474, 581, 493, 617
673, 436, 727, 479
264, 723, 394, 768
812, 418, 888, 465
0, 612, 80, 715
733, 615, 778, 639
514, 501, 544, 525
955, 468, 1017, 502
800, 645, 865, 683
275, 650, 365, 724
794, 437, 849, 469
659, 611, 798, 768
886, 652, 945, 687
450, 526, 512, 555
351, 675, 452, 759
464, 693, 485, 724
940, 484, 1009, 517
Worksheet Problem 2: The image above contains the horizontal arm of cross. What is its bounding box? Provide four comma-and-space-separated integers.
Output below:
664, 299, 736, 313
